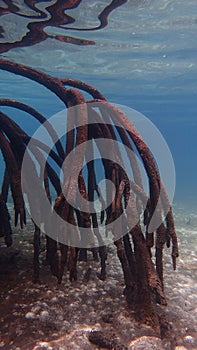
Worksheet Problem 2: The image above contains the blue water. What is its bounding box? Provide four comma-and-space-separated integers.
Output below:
0, 0, 197, 212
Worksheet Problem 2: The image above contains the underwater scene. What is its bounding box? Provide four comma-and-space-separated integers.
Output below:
0, 0, 196, 349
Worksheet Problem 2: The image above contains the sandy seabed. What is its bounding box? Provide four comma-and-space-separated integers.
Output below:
0, 206, 196, 350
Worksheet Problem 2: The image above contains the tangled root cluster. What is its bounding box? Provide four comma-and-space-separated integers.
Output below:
0, 59, 178, 332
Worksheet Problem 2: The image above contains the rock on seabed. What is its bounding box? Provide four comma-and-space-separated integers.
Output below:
128, 336, 164, 349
